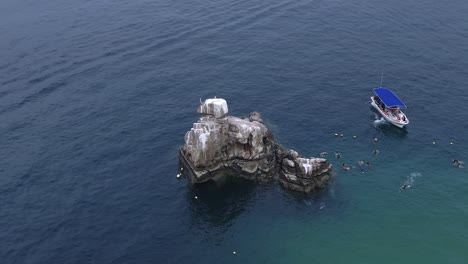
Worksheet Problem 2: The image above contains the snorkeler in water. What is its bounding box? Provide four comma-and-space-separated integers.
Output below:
335, 152, 342, 158
341, 163, 351, 171
358, 160, 365, 173
400, 183, 411, 191
453, 159, 464, 168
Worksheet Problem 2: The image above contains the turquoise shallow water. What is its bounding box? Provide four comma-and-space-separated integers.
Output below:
1, 0, 468, 263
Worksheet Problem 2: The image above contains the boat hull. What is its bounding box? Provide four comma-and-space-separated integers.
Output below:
370, 96, 409, 128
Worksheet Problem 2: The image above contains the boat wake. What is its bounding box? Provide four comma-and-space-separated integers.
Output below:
373, 116, 387, 127
372, 112, 408, 139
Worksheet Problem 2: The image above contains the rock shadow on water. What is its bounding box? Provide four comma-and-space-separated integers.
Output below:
278, 174, 347, 215
186, 176, 258, 227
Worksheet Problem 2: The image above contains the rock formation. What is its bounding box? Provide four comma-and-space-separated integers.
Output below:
179, 98, 333, 193
278, 150, 332, 193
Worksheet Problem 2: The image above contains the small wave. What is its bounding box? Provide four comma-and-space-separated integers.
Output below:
0, 81, 66, 115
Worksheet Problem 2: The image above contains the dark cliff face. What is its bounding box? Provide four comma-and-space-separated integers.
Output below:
179, 98, 333, 193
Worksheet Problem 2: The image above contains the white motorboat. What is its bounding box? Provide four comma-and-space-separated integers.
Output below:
370, 87, 409, 128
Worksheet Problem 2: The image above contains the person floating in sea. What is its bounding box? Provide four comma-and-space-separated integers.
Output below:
400, 183, 411, 191
358, 160, 365, 173
453, 159, 464, 168
335, 152, 342, 158
372, 149, 380, 155
341, 163, 351, 171
366, 161, 371, 168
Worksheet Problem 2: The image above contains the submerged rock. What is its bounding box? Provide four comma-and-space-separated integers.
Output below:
179, 98, 333, 193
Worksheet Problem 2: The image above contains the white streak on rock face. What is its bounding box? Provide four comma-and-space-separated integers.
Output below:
182, 117, 224, 167
197, 98, 228, 118
302, 163, 312, 175
296, 157, 326, 176
183, 110, 271, 167
226, 117, 266, 158
199, 133, 209, 152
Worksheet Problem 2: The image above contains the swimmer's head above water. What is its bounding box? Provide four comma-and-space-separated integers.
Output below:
400, 183, 411, 190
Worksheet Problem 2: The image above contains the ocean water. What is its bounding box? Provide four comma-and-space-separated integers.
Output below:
1, 0, 468, 263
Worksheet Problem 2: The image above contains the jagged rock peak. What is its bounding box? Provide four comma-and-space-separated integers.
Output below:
197, 98, 228, 118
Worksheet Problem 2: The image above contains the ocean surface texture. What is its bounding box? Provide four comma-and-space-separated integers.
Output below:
1, 0, 468, 263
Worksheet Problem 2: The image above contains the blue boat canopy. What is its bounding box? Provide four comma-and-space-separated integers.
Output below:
373, 88, 407, 109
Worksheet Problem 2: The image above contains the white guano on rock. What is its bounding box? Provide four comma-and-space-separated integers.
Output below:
197, 98, 228, 118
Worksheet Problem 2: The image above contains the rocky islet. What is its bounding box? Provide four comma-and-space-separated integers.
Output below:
179, 98, 333, 193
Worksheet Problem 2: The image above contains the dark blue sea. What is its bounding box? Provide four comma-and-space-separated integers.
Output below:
1, 0, 468, 263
